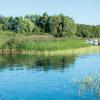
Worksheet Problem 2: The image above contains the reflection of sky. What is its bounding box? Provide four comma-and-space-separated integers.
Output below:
70, 54, 100, 80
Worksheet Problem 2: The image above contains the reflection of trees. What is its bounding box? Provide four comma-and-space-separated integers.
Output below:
35, 56, 75, 71
0, 55, 76, 71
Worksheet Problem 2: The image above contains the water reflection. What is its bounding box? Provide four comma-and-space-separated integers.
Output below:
0, 54, 76, 71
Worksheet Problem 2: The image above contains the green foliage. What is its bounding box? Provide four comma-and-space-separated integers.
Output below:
2, 36, 25, 52
95, 25, 100, 37
23, 39, 89, 51
47, 15, 76, 37
0, 31, 89, 53
60, 15, 76, 37
76, 24, 100, 38
33, 25, 41, 33
48, 16, 59, 36
0, 24, 3, 30
0, 13, 100, 38
12, 17, 34, 33
39, 12, 48, 32
0, 13, 76, 37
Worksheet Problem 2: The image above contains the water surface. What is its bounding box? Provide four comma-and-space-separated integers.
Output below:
0, 54, 100, 100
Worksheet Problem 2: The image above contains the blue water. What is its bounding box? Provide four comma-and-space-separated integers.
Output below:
0, 54, 100, 100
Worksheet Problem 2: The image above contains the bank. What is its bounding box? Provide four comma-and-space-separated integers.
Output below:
0, 46, 100, 56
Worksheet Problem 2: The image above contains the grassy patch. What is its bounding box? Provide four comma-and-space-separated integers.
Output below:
0, 31, 90, 52
23, 39, 89, 51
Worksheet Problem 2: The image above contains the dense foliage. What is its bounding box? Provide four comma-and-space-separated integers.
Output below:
0, 13, 100, 38
76, 24, 100, 38
0, 13, 76, 37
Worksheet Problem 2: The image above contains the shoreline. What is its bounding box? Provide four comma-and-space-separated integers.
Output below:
0, 46, 100, 56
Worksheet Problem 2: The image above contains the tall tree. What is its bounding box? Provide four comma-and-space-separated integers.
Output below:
39, 12, 48, 32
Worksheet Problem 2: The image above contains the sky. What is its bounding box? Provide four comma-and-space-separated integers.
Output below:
0, 0, 100, 25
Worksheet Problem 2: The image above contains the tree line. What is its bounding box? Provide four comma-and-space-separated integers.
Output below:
0, 12, 100, 38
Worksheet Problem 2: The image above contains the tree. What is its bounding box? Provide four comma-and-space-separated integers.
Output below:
1, 13, 100, 38
47, 14, 76, 37
7, 16, 14, 30
95, 25, 100, 37
0, 16, 9, 30
61, 16, 76, 37
33, 25, 41, 33
11, 17, 34, 33
39, 12, 48, 32
75, 24, 100, 38
47, 16, 59, 36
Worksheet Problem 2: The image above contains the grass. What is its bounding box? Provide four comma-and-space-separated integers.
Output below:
0, 31, 89, 50
23, 39, 89, 51
0, 31, 100, 56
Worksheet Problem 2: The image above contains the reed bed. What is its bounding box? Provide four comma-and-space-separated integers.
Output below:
21, 46, 100, 56
0, 46, 99, 56
0, 32, 99, 56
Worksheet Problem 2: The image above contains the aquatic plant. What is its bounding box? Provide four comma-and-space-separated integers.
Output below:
73, 72, 100, 97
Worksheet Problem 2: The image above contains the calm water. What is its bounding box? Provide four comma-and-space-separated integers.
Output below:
0, 54, 100, 100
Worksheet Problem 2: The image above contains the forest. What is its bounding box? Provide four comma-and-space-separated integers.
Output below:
0, 12, 100, 38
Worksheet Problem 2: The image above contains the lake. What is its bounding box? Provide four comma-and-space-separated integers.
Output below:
0, 54, 100, 100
